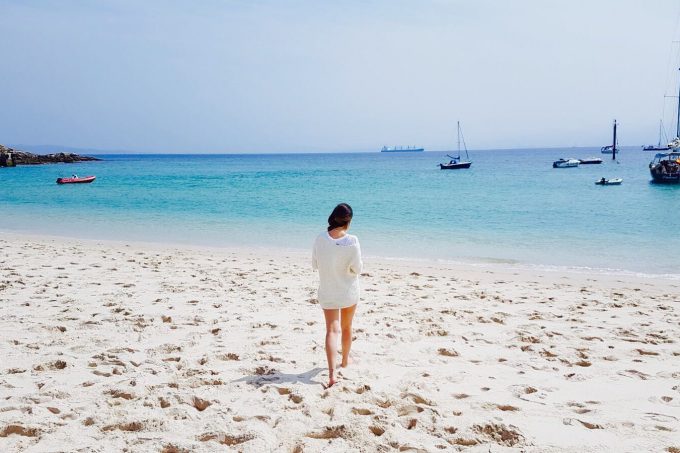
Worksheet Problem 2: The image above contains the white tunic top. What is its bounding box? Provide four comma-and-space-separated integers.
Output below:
312, 231, 363, 309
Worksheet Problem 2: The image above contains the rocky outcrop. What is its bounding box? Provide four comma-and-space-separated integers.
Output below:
0, 144, 100, 166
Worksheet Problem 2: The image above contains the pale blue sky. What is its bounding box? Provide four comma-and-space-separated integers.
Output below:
1, 0, 680, 153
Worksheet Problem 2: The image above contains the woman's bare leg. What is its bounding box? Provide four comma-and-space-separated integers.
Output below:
323, 308, 341, 387
340, 304, 357, 368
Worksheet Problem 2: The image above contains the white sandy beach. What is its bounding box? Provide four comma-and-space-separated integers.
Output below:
0, 233, 679, 452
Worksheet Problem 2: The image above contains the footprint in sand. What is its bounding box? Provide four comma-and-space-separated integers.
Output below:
369, 425, 385, 436
198, 433, 255, 446
0, 425, 41, 437
618, 369, 650, 380
305, 425, 348, 439
397, 405, 424, 416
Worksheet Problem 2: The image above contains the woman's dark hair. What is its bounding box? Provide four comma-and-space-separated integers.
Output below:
327, 203, 353, 231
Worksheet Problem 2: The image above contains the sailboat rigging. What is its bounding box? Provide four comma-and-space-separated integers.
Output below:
649, 67, 680, 183
643, 120, 670, 151
439, 121, 472, 170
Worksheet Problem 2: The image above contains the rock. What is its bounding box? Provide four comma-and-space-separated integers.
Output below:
0, 144, 101, 166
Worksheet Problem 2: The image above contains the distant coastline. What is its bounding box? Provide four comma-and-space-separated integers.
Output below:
0, 144, 100, 166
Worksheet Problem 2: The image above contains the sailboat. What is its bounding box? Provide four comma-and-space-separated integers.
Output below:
439, 121, 472, 170
649, 69, 680, 183
597, 120, 620, 157
643, 120, 670, 151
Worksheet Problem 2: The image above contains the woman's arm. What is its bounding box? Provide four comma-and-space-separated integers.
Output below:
312, 241, 318, 271
349, 240, 363, 275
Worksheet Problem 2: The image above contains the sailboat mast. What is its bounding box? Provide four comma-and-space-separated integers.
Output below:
676, 67, 680, 138
612, 119, 617, 160
457, 121, 461, 159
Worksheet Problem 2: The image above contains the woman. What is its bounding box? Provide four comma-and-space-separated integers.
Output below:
312, 203, 363, 388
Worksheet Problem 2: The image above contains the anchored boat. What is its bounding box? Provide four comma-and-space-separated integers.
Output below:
439, 121, 472, 170
595, 177, 623, 186
56, 175, 96, 184
552, 158, 580, 168
643, 120, 671, 151
649, 67, 680, 183
649, 152, 680, 183
600, 120, 619, 159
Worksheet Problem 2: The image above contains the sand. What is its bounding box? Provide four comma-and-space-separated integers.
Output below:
0, 233, 679, 452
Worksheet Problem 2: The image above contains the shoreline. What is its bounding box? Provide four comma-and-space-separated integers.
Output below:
2, 229, 678, 283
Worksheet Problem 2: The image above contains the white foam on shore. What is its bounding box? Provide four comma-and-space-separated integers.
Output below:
2, 228, 678, 282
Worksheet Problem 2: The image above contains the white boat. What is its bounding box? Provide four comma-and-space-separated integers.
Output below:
553, 158, 580, 168
595, 177, 623, 185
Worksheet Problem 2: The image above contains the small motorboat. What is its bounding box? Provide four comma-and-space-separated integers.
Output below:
579, 157, 603, 164
553, 158, 580, 168
56, 175, 96, 184
595, 177, 623, 185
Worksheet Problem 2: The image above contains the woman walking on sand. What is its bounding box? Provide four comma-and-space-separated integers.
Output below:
312, 203, 363, 388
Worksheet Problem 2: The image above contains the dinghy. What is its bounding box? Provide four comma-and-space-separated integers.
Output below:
595, 178, 622, 185
56, 175, 96, 184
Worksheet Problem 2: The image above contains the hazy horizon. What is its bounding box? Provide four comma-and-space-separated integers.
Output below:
7, 143, 647, 156
2, 0, 680, 153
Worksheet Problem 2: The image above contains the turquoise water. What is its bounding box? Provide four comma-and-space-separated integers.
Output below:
1, 148, 678, 275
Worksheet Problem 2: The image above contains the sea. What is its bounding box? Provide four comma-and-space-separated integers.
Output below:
1, 147, 678, 277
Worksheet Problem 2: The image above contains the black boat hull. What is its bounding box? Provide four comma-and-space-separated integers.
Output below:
650, 166, 680, 184
650, 173, 680, 183
440, 162, 472, 170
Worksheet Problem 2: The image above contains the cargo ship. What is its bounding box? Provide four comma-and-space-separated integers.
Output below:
380, 146, 424, 153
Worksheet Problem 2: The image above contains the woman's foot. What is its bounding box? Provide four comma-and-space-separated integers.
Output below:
326, 369, 337, 388
340, 356, 352, 368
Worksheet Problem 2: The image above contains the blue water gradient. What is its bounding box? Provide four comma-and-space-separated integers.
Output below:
1, 148, 678, 275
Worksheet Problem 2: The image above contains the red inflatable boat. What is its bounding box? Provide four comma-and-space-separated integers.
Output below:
56, 175, 96, 184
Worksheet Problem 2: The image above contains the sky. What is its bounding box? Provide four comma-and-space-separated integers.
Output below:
1, 0, 680, 153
